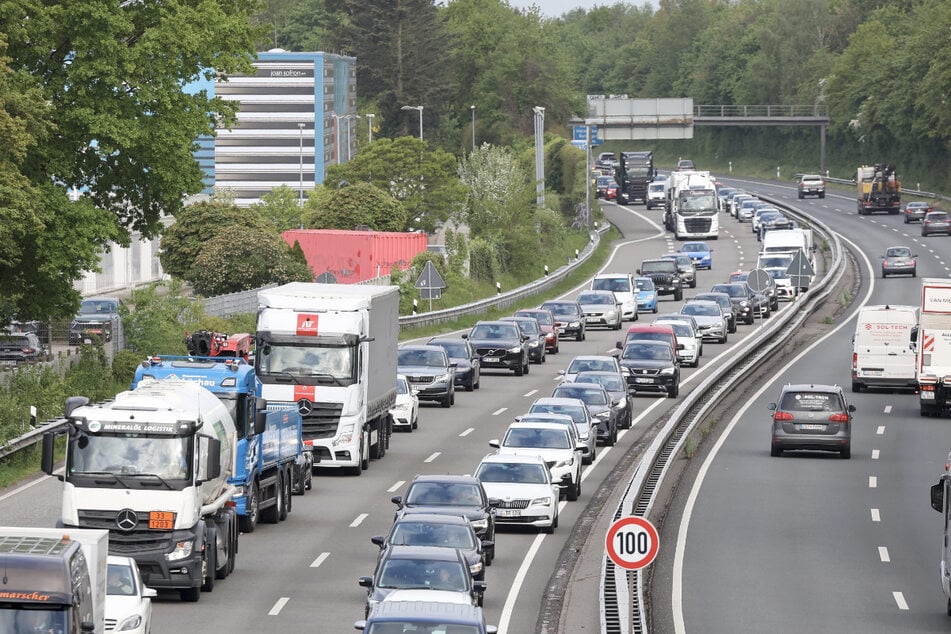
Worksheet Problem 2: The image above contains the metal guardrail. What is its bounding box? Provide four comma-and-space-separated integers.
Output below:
599, 198, 845, 634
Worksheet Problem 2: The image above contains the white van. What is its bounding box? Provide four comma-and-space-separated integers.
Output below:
851, 304, 919, 393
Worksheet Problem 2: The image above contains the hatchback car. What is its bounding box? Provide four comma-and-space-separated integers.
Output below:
676, 159, 696, 171
559, 354, 625, 383
679, 300, 728, 344
710, 283, 767, 325
768, 383, 856, 458
464, 320, 530, 376
573, 370, 632, 430
618, 339, 680, 398
680, 241, 713, 269
514, 308, 559, 354
881, 246, 917, 278
427, 337, 481, 391
922, 211, 951, 236
105, 555, 156, 634
391, 374, 420, 431
0, 331, 45, 366
903, 201, 932, 223
591, 273, 639, 321
653, 316, 702, 367
596, 176, 618, 200
397, 344, 456, 408
371, 513, 492, 581
689, 292, 738, 333
576, 290, 623, 330
539, 300, 586, 342
392, 475, 496, 564
499, 316, 546, 364
475, 453, 560, 533
634, 277, 659, 314
358, 546, 486, 617
551, 382, 619, 446
526, 396, 597, 464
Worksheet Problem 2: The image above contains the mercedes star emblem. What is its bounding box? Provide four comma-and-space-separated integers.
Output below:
297, 398, 313, 416
116, 509, 138, 531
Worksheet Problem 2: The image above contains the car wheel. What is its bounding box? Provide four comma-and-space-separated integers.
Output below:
606, 426, 617, 447
819, 192, 825, 199
719, 333, 728, 344
904, 217, 909, 224
566, 478, 579, 502
524, 358, 530, 375
466, 378, 474, 392
412, 412, 418, 429
514, 362, 524, 376
553, 344, 559, 354
580, 329, 586, 342
841, 444, 851, 459
668, 384, 679, 398
770, 445, 783, 457
674, 289, 683, 301
851, 381, 862, 393
690, 278, 696, 289
652, 305, 658, 314
746, 315, 754, 325
882, 270, 887, 278
441, 394, 451, 408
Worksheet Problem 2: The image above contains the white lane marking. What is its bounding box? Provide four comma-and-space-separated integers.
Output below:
388, 480, 405, 493
894, 592, 909, 610
0, 468, 63, 503
497, 533, 547, 633
459, 428, 475, 437
883, 405, 892, 414
672, 233, 880, 634
872, 449, 880, 460
310, 552, 330, 568
869, 476, 878, 488
424, 452, 441, 463
268, 597, 290, 616
350, 513, 368, 528
523, 389, 538, 398
879, 546, 890, 562
552, 374, 563, 381
871, 508, 881, 522
492, 407, 507, 416
876, 426, 885, 435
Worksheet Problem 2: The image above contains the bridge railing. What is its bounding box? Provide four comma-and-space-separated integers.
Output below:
694, 104, 828, 118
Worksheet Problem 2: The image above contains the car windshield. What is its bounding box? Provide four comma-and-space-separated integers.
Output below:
398, 349, 447, 367
712, 285, 746, 298
505, 319, 538, 335
368, 624, 478, 634
389, 522, 476, 549
681, 243, 707, 253
469, 324, 518, 339
578, 292, 614, 305
640, 262, 676, 275
429, 340, 468, 358
758, 257, 792, 268
622, 343, 671, 361
78, 300, 118, 315
768, 270, 789, 280
107, 563, 137, 596
576, 373, 625, 392
656, 321, 692, 338
760, 212, 782, 222
69, 434, 190, 480
396, 378, 410, 394
517, 311, 553, 326
593, 277, 632, 293
885, 247, 911, 257
377, 559, 468, 592
567, 358, 614, 374
541, 302, 579, 317
553, 387, 607, 405
635, 278, 655, 291
779, 392, 844, 412
503, 428, 570, 449
528, 403, 585, 424
681, 304, 718, 316
405, 483, 483, 506
624, 331, 670, 346
477, 461, 549, 484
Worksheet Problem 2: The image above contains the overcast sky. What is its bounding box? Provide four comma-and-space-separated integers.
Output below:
505, 0, 657, 18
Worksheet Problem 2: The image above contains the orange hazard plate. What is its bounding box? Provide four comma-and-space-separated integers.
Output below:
149, 511, 175, 530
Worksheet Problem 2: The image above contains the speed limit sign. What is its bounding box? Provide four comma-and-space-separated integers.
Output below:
605, 516, 659, 570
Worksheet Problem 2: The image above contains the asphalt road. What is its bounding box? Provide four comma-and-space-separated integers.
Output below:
0, 196, 787, 633
654, 178, 951, 633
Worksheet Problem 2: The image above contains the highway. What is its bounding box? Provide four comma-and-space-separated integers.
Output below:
0, 194, 788, 632
652, 178, 951, 633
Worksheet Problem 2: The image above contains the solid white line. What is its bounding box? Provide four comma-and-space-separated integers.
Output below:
350, 513, 368, 528
871, 508, 881, 522
310, 552, 330, 568
388, 480, 405, 493
459, 428, 475, 437
877, 425, 885, 435
492, 407, 507, 416
894, 591, 909, 610
424, 452, 441, 463
879, 546, 890, 562
869, 476, 878, 488
268, 597, 290, 615
0, 474, 51, 503
671, 233, 878, 634
523, 389, 538, 398
497, 533, 547, 634
872, 449, 880, 460
883, 405, 892, 414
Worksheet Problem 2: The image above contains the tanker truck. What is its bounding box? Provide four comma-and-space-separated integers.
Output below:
41, 379, 239, 602
857, 163, 901, 215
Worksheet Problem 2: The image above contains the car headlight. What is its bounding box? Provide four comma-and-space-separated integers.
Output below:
596, 411, 611, 420
166, 540, 194, 562
546, 333, 555, 340
606, 310, 618, 318
569, 321, 581, 328
470, 518, 488, 532
508, 346, 522, 353
531, 496, 553, 506
334, 424, 355, 446
117, 615, 144, 632
436, 373, 452, 382
553, 456, 574, 468
616, 397, 627, 408
740, 300, 749, 307
672, 276, 680, 282
660, 367, 676, 375
233, 485, 246, 498
469, 560, 484, 576
529, 341, 539, 348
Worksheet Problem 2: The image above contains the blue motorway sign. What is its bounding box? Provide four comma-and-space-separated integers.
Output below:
572, 125, 603, 146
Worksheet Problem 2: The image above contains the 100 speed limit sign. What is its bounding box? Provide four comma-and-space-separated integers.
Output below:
605, 516, 659, 570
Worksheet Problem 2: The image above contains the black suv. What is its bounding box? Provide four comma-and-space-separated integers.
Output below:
392, 474, 496, 564
768, 384, 855, 458
500, 316, 547, 364
68, 297, 122, 345
0, 332, 45, 366
427, 337, 481, 391
710, 283, 768, 325
637, 259, 683, 301
618, 339, 680, 398
539, 300, 587, 342
464, 320, 530, 376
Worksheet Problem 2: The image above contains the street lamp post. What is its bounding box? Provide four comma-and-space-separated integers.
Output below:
470, 105, 476, 152
532, 106, 545, 207
343, 115, 360, 162
366, 113, 375, 143
331, 113, 340, 164
298, 122, 305, 227
401, 105, 424, 141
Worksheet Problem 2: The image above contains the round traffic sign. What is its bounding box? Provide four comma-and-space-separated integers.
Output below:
746, 268, 773, 294
605, 516, 659, 570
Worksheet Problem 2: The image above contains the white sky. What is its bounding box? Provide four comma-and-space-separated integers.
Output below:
506, 0, 657, 18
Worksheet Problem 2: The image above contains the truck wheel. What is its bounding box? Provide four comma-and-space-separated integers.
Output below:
238, 481, 259, 533
361, 430, 370, 470
262, 474, 283, 524
280, 468, 292, 519
181, 586, 200, 602
201, 539, 216, 592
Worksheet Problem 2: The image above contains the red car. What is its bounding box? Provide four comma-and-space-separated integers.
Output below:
514, 308, 559, 354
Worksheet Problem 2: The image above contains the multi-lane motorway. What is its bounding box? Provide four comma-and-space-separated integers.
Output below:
5, 175, 947, 633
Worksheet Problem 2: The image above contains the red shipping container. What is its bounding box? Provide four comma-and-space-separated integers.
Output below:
282, 229, 428, 284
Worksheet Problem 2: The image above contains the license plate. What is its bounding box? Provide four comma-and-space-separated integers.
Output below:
922, 391, 936, 400
483, 357, 499, 363
634, 377, 654, 384
797, 424, 825, 431
862, 370, 883, 377
496, 509, 520, 518
557, 327, 566, 334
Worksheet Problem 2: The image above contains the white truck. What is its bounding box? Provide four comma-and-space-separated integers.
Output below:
41, 379, 239, 602
0, 527, 108, 634
255, 283, 398, 475
931, 463, 951, 616
663, 170, 719, 240
851, 305, 919, 393
917, 279, 951, 416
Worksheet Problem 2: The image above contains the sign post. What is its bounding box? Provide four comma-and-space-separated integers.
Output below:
414, 261, 447, 313
605, 516, 659, 571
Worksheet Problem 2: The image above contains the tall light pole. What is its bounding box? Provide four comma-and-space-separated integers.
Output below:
533, 106, 545, 207
366, 113, 375, 143
470, 105, 476, 152
331, 113, 340, 165
298, 122, 305, 228
401, 105, 424, 141
343, 115, 360, 162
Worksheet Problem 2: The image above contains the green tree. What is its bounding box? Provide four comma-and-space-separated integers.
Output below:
306, 182, 408, 231
252, 185, 307, 232
122, 281, 202, 355
188, 226, 313, 296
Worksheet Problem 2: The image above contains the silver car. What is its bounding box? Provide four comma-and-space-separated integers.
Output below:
769, 383, 855, 458
576, 290, 623, 330
678, 300, 728, 344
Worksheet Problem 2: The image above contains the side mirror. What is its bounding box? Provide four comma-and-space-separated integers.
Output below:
64, 396, 89, 418
143, 587, 158, 599
767, 402, 777, 411
474, 581, 487, 594
41, 432, 57, 476
391, 495, 403, 507
204, 438, 221, 481
933, 480, 945, 512
848, 404, 857, 413
370, 536, 385, 548
358, 576, 374, 589
461, 333, 469, 340
489, 439, 500, 448
253, 409, 267, 436
481, 539, 495, 551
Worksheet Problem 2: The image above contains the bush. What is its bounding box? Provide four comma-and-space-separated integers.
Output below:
468, 237, 500, 282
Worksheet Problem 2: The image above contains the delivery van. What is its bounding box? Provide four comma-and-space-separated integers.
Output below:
851, 304, 919, 393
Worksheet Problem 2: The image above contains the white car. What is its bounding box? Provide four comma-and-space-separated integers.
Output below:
558, 354, 625, 383
390, 374, 420, 431
106, 555, 155, 634
591, 273, 639, 321
527, 396, 597, 464
646, 181, 666, 210
653, 317, 702, 367
475, 453, 560, 533
490, 421, 582, 501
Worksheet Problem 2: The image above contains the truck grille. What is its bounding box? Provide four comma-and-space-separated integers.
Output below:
77, 510, 174, 552
684, 217, 712, 232
300, 402, 344, 439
